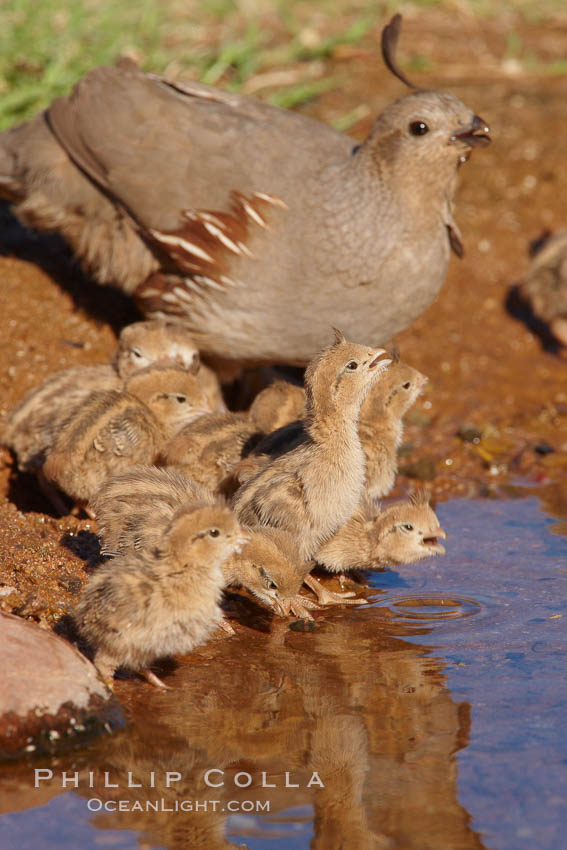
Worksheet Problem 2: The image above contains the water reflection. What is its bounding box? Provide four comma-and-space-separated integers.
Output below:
0, 606, 486, 850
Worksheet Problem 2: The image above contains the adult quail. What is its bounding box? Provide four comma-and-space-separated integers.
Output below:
0, 16, 490, 366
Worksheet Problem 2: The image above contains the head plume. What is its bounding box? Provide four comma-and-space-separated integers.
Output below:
381, 14, 418, 90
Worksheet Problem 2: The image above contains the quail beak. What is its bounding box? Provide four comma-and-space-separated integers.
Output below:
450, 114, 491, 149
422, 527, 447, 555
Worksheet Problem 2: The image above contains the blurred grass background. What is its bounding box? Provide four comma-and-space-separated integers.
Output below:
0, 0, 566, 130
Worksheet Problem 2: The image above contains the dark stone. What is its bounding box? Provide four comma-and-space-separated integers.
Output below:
534, 443, 554, 455
289, 619, 316, 632
457, 425, 483, 444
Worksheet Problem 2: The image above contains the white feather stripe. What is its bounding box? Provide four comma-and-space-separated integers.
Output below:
202, 221, 242, 255
253, 192, 288, 208
149, 230, 215, 264
242, 200, 266, 228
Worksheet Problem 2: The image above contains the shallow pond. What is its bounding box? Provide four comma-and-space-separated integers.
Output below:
1, 491, 566, 850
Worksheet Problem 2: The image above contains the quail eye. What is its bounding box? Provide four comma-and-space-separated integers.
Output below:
409, 121, 429, 136
402, 382, 411, 390
209, 528, 220, 538
345, 361, 359, 371
402, 523, 414, 532
176, 394, 187, 403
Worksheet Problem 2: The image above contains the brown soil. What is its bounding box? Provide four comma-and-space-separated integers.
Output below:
0, 10, 566, 661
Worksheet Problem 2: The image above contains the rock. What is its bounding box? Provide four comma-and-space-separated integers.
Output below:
457, 425, 483, 444
0, 611, 122, 758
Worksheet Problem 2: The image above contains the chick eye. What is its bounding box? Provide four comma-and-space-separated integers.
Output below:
409, 121, 429, 136
175, 394, 187, 403
209, 528, 220, 538
402, 382, 411, 390
264, 578, 277, 590
402, 523, 414, 532
131, 348, 143, 359
345, 361, 359, 371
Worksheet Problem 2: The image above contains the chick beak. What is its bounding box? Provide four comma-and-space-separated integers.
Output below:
450, 114, 491, 148
368, 348, 392, 373
422, 527, 447, 555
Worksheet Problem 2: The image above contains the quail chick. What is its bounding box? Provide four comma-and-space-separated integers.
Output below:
223, 526, 315, 619
116, 318, 225, 411
515, 230, 567, 348
359, 356, 428, 499
75, 503, 246, 688
93, 465, 214, 556
1, 318, 218, 475
247, 380, 306, 434
316, 490, 446, 577
43, 364, 209, 508
160, 411, 262, 493
94, 465, 313, 619
233, 330, 391, 604
242, 355, 427, 501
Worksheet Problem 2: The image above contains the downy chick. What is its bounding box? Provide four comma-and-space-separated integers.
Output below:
75, 503, 246, 688
316, 490, 446, 575
43, 364, 209, 507
359, 356, 428, 499
233, 330, 391, 603
223, 526, 315, 619
515, 230, 567, 349
95, 466, 312, 619
93, 465, 214, 556
248, 380, 306, 434
2, 318, 215, 474
241, 356, 427, 498
118, 319, 226, 412
159, 411, 262, 493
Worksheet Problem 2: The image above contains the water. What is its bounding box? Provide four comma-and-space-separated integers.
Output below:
1, 492, 566, 850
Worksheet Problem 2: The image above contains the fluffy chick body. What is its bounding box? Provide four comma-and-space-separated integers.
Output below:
248, 380, 306, 434
160, 412, 261, 492
43, 365, 209, 505
75, 504, 244, 685
233, 333, 390, 560
94, 465, 214, 556
316, 491, 446, 573
94, 465, 306, 617
516, 230, 567, 347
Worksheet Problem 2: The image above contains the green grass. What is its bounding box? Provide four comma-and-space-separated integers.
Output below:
0, 0, 565, 130
0, 0, 380, 129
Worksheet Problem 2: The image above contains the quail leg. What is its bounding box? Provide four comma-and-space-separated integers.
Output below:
141, 668, 171, 689
304, 574, 367, 607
